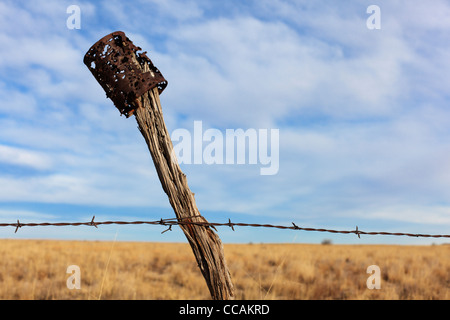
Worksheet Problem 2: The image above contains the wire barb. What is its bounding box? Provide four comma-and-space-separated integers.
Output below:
355, 226, 361, 239
228, 219, 235, 231
90, 216, 98, 228
14, 220, 22, 233
161, 225, 172, 234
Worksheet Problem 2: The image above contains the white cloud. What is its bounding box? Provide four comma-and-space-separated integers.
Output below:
0, 145, 53, 170
0, 84, 37, 117
0, 209, 56, 221
143, 0, 203, 21
344, 205, 450, 226
0, 168, 168, 207
149, 10, 422, 128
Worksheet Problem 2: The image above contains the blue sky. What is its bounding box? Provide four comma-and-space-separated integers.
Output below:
1, 0, 450, 244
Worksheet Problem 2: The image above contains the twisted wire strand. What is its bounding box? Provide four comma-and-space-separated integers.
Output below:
0, 216, 448, 238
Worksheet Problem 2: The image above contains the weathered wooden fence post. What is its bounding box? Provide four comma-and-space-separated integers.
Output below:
83, 31, 234, 300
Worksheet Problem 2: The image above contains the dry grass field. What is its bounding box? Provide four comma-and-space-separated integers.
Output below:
0, 239, 448, 300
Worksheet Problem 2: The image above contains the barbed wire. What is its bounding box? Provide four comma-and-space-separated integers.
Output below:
0, 216, 449, 239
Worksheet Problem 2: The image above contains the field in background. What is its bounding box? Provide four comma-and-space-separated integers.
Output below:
0, 240, 448, 299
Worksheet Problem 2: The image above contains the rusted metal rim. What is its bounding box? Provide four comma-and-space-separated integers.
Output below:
83, 31, 168, 117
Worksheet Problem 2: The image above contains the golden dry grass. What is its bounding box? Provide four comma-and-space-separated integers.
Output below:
0, 239, 448, 299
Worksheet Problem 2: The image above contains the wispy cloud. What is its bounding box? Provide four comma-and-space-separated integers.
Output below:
0, 145, 53, 170
0, 208, 56, 221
